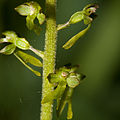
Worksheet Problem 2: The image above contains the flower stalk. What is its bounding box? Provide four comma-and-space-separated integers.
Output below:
40, 0, 57, 120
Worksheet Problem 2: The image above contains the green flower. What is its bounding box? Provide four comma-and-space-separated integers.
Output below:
83, 4, 99, 24
0, 31, 42, 76
42, 64, 86, 119
57, 4, 99, 49
15, 1, 45, 34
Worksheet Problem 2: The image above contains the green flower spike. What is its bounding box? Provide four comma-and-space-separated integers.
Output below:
15, 1, 45, 34
42, 64, 86, 119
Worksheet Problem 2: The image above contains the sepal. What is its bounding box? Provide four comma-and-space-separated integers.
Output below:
0, 44, 16, 55
26, 15, 36, 30
15, 5, 31, 16
37, 13, 45, 25
69, 11, 84, 24
0, 38, 11, 43
2, 31, 17, 40
15, 1, 41, 16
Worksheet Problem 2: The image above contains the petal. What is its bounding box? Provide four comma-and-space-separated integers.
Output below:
37, 13, 45, 25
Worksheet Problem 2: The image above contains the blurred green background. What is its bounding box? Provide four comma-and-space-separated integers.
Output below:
0, 0, 120, 120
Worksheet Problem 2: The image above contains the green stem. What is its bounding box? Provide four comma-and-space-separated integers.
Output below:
29, 46, 44, 59
40, 0, 57, 120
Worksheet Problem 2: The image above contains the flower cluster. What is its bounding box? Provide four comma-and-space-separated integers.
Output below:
42, 64, 86, 119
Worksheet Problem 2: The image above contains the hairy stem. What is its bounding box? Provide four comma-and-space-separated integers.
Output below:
40, 0, 57, 120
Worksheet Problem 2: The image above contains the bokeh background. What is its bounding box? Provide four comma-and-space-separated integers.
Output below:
0, 0, 120, 120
